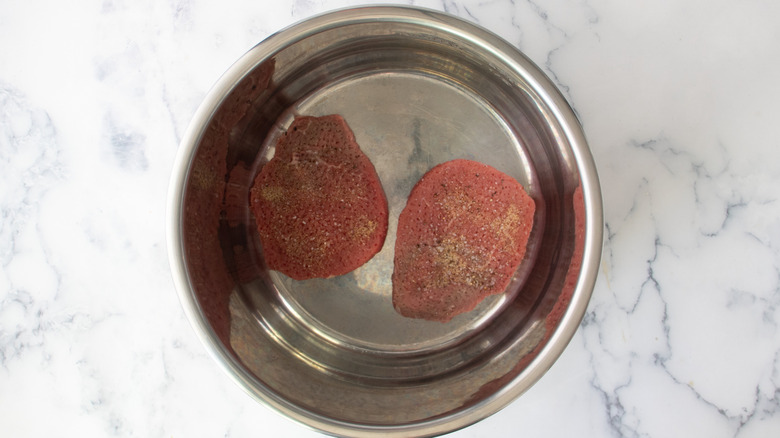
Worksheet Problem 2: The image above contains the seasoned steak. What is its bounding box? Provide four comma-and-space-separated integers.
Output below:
392, 159, 535, 322
250, 115, 388, 280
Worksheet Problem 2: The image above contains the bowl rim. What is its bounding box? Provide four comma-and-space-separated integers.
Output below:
166, 5, 603, 437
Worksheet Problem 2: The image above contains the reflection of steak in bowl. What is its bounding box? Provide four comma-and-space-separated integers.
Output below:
167, 6, 602, 438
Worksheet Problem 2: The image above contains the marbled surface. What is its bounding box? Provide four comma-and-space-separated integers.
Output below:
2, 0, 780, 436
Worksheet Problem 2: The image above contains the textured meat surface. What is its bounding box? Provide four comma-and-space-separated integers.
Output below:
392, 159, 535, 322
249, 115, 388, 280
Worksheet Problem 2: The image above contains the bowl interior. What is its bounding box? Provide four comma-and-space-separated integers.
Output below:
172, 6, 598, 437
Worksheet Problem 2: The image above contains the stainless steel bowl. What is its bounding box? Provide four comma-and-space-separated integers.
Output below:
167, 6, 602, 437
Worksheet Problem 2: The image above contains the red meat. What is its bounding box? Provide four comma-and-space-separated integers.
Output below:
249, 115, 388, 280
392, 159, 535, 322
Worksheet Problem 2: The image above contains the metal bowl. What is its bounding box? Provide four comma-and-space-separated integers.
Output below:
167, 6, 602, 437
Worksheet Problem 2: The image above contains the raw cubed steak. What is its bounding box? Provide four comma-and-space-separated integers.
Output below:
249, 115, 388, 280
392, 159, 535, 322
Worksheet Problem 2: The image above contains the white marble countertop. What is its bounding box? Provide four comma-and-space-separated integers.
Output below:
2, 0, 780, 436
